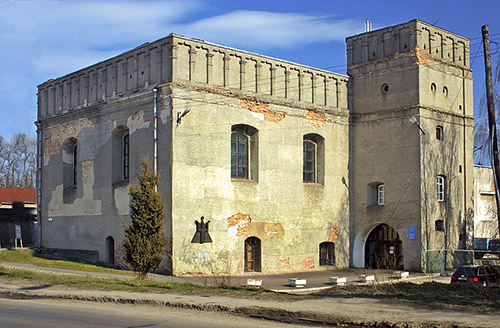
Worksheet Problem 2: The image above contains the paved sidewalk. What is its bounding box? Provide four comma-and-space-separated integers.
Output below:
2, 262, 495, 327
2, 261, 450, 293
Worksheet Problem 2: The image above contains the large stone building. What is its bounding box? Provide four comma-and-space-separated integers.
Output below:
36, 19, 474, 274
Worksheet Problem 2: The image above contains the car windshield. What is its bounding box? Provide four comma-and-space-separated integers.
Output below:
455, 267, 477, 276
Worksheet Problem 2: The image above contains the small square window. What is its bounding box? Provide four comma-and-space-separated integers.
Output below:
435, 220, 444, 231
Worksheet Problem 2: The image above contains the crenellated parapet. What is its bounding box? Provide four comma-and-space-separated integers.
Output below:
37, 34, 348, 121
347, 19, 469, 69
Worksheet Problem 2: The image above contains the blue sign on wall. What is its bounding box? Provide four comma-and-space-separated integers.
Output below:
408, 226, 416, 240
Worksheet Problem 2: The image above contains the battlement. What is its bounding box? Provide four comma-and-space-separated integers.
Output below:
37, 34, 348, 121
346, 20, 469, 68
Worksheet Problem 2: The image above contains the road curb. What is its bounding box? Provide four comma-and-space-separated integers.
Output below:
0, 284, 464, 328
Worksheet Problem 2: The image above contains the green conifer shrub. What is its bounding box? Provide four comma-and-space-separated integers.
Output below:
123, 160, 167, 279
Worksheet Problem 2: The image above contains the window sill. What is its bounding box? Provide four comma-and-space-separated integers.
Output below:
113, 179, 129, 189
231, 178, 257, 184
303, 182, 324, 187
64, 185, 77, 192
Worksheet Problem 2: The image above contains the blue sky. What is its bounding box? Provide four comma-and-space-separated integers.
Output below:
0, 0, 499, 138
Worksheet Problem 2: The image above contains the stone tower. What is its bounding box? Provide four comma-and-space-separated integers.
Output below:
347, 20, 474, 271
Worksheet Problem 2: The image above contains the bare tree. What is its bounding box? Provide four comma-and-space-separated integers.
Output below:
0, 133, 36, 188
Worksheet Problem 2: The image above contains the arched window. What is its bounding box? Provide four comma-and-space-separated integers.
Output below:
436, 126, 443, 140
106, 236, 115, 265
303, 134, 325, 184
112, 126, 130, 184
72, 144, 78, 185
231, 131, 248, 179
303, 140, 316, 182
62, 137, 78, 189
123, 133, 130, 180
437, 175, 445, 202
231, 125, 258, 181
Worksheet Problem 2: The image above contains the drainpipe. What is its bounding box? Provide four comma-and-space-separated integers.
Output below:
35, 120, 43, 249
153, 87, 158, 191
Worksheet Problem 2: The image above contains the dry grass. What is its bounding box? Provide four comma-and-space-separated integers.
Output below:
317, 281, 500, 313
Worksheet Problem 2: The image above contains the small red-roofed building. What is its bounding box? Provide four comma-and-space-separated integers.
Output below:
0, 188, 37, 248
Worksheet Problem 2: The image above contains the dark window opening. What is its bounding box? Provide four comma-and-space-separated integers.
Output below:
231, 131, 248, 179
303, 140, 316, 183
106, 236, 115, 265
319, 242, 335, 266
436, 126, 443, 140
435, 220, 444, 232
73, 144, 78, 185
123, 133, 130, 180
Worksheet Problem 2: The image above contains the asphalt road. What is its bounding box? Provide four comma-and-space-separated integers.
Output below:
0, 297, 305, 328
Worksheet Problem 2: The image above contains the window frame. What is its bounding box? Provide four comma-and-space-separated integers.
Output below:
72, 144, 78, 186
437, 175, 445, 202
377, 184, 385, 205
436, 125, 443, 140
303, 140, 317, 183
123, 133, 130, 180
231, 131, 249, 179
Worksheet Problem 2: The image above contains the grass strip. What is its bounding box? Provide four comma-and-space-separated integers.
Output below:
0, 265, 307, 301
0, 249, 126, 275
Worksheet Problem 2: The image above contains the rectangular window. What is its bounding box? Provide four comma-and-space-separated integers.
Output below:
437, 175, 445, 201
377, 184, 385, 205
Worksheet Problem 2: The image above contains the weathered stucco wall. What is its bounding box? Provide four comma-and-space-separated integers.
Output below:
168, 82, 349, 274
348, 20, 473, 272
38, 19, 474, 274
40, 91, 159, 262
474, 166, 499, 239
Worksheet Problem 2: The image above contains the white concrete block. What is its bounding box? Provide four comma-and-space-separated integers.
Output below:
329, 276, 347, 285
246, 279, 262, 286
393, 271, 409, 279
288, 278, 307, 287
358, 274, 375, 283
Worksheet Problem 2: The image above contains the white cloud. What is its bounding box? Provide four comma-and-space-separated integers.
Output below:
178, 10, 362, 49
0, 1, 363, 138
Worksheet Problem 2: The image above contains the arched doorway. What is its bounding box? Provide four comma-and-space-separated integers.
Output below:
106, 236, 115, 265
319, 242, 335, 266
244, 237, 261, 272
364, 224, 403, 270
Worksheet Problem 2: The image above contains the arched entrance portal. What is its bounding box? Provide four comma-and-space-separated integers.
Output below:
244, 237, 261, 272
365, 224, 403, 270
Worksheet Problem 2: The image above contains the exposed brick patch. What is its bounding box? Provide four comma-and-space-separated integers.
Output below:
280, 258, 290, 269
328, 226, 341, 243
240, 99, 285, 123
81, 161, 93, 184
304, 257, 314, 269
44, 118, 94, 156
306, 110, 326, 128
227, 213, 251, 237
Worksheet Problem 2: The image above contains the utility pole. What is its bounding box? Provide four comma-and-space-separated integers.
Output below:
482, 25, 500, 237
